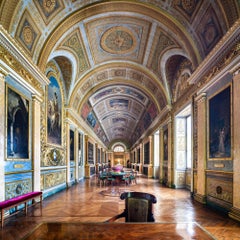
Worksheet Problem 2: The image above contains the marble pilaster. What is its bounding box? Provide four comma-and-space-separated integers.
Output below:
32, 94, 42, 192
167, 119, 173, 188
75, 130, 79, 182
229, 70, 240, 221
0, 73, 6, 201
194, 93, 207, 203
159, 127, 164, 183
139, 143, 143, 173
84, 135, 90, 178
65, 122, 71, 186
148, 135, 153, 178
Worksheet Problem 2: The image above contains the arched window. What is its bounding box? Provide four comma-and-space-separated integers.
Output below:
113, 145, 125, 152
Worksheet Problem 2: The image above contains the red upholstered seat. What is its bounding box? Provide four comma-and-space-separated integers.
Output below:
0, 192, 42, 209
1, 191, 43, 228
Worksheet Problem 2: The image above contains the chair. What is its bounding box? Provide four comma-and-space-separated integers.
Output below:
129, 170, 137, 184
105, 192, 157, 222
106, 172, 115, 186
121, 173, 130, 187
97, 172, 107, 187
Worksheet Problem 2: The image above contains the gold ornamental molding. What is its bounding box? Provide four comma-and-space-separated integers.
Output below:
100, 26, 137, 54
0, 25, 49, 92
0, 45, 43, 95
232, 66, 240, 76
189, 19, 240, 86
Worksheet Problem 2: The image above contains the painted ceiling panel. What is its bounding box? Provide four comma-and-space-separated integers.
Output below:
1, 0, 239, 148
89, 85, 151, 144
84, 14, 151, 64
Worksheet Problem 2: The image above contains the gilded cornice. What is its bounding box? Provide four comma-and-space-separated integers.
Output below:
172, 85, 193, 113
0, 67, 8, 77
0, 44, 43, 95
167, 22, 239, 107
189, 19, 240, 85
233, 66, 240, 76
0, 25, 49, 91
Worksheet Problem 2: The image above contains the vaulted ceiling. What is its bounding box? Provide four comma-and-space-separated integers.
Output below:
0, 0, 239, 149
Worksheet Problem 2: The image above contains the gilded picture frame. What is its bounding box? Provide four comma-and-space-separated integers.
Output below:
78, 132, 83, 166
70, 129, 74, 161
163, 128, 168, 161
6, 86, 30, 159
209, 86, 231, 159
47, 75, 62, 146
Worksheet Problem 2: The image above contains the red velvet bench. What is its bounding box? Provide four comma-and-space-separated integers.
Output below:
0, 191, 42, 228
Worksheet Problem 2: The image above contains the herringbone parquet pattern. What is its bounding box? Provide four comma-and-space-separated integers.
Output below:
1, 176, 240, 239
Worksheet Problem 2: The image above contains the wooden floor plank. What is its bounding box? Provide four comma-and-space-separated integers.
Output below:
1, 176, 240, 240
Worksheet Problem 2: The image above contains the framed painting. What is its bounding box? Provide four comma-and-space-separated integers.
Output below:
209, 86, 231, 159
163, 128, 168, 161
88, 142, 94, 165
47, 76, 62, 145
6, 86, 29, 159
70, 129, 74, 161
78, 132, 83, 166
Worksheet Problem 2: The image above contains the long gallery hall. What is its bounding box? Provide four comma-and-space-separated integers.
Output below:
0, 0, 240, 239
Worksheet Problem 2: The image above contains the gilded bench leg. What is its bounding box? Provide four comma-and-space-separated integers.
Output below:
25, 202, 27, 215
40, 195, 43, 216
1, 209, 4, 228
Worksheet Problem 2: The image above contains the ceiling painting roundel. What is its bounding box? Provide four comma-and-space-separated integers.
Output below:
100, 26, 137, 54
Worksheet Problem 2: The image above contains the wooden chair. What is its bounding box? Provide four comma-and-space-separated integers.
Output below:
129, 170, 137, 184
97, 172, 107, 187
105, 192, 157, 222
106, 172, 115, 186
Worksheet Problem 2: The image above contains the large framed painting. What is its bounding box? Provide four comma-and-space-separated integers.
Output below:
70, 130, 74, 161
144, 142, 150, 164
88, 142, 94, 165
163, 128, 168, 161
78, 132, 83, 166
47, 76, 62, 145
6, 86, 29, 159
209, 86, 231, 159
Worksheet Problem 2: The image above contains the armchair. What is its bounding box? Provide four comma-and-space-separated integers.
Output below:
105, 191, 157, 222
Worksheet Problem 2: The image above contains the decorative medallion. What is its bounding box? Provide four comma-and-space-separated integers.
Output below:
173, 0, 200, 21
19, 19, 37, 52
22, 26, 34, 45
16, 10, 40, 55
197, 6, 222, 54
101, 26, 136, 54
43, 0, 56, 14
34, 0, 64, 24
48, 148, 62, 166
176, 0, 198, 16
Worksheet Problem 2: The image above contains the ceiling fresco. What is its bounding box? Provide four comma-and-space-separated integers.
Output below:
0, 0, 239, 148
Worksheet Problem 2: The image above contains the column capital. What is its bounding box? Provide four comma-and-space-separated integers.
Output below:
195, 92, 207, 103
233, 67, 240, 78
32, 94, 43, 103
0, 70, 7, 81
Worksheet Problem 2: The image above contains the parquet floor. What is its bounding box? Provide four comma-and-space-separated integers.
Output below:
1, 175, 240, 239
